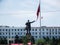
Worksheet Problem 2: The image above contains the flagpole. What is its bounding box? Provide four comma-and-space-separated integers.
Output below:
39, 0, 42, 39
39, 0, 41, 27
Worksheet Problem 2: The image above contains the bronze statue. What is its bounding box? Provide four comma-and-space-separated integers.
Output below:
25, 20, 35, 34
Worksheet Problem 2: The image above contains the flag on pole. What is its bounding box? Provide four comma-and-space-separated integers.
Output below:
36, 4, 40, 19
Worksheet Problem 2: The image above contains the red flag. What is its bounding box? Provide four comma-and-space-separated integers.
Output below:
37, 4, 40, 19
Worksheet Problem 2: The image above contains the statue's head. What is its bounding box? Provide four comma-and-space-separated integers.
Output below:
28, 20, 29, 22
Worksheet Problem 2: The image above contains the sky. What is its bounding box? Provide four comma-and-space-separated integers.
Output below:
0, 0, 60, 27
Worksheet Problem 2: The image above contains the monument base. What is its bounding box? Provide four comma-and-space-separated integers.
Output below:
26, 33, 35, 44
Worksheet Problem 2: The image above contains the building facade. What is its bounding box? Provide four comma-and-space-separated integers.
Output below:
0, 26, 60, 43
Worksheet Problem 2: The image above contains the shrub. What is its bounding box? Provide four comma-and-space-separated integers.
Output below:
36, 39, 45, 45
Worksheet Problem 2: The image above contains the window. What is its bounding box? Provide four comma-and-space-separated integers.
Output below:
58, 29, 60, 32
39, 36, 41, 38
50, 33, 51, 35
55, 33, 57, 34
46, 32, 48, 34
35, 32, 37, 34
15, 29, 16, 31
15, 33, 16, 34
49, 29, 51, 32
0, 29, 1, 31
52, 29, 54, 31
6, 29, 7, 31
43, 32, 44, 34
55, 29, 57, 32
9, 33, 10, 35
59, 36, 60, 38
0, 33, 1, 35
12, 29, 13, 31
39, 32, 41, 34
6, 33, 7, 35
18, 29, 19, 31
6, 36, 7, 38
58, 32, 60, 34
49, 29, 51, 31
21, 33, 22, 35
12, 33, 13, 35
39, 29, 41, 31
24, 29, 25, 31
32, 32, 34, 34
35, 29, 37, 31
18, 33, 19, 35
3, 36, 4, 38
9, 36, 10, 38
50, 36, 51, 38
55, 29, 57, 30
52, 32, 54, 34
43, 36, 45, 38
32, 29, 34, 31
55, 36, 57, 38
58, 28, 60, 30
46, 29, 48, 31
21, 29, 22, 31
24, 32, 25, 34
12, 36, 14, 38
3, 29, 4, 31
35, 36, 37, 38
9, 29, 10, 31
42, 28, 44, 31
3, 33, 4, 35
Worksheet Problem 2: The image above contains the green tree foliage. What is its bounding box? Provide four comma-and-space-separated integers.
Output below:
31, 36, 35, 44
36, 39, 45, 45
22, 36, 29, 44
15, 35, 23, 43
0, 37, 7, 44
43, 36, 50, 43
15, 35, 19, 43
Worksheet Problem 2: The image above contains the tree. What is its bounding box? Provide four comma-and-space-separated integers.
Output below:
22, 36, 29, 44
19, 38, 23, 43
43, 36, 50, 43
0, 37, 7, 44
15, 35, 19, 43
36, 39, 45, 45
31, 36, 35, 44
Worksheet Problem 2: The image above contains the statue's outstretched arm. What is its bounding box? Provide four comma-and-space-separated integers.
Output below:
30, 20, 35, 23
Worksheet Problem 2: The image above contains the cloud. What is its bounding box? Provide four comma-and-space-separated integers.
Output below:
0, 0, 38, 11
41, 0, 60, 12
0, 10, 37, 21
0, 0, 60, 27
41, 11, 60, 26
0, 10, 37, 27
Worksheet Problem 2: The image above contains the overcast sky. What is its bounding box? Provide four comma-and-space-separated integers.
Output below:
0, 0, 60, 27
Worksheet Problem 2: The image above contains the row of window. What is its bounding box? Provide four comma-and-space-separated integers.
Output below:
0, 29, 25, 31
0, 28, 60, 31
0, 32, 26, 35
0, 32, 60, 35
32, 32, 60, 35
0, 36, 60, 39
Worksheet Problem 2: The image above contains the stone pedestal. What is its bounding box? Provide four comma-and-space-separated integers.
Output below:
26, 33, 31, 42
26, 33, 35, 44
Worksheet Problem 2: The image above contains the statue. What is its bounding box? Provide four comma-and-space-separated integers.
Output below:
25, 20, 35, 44
25, 20, 35, 34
